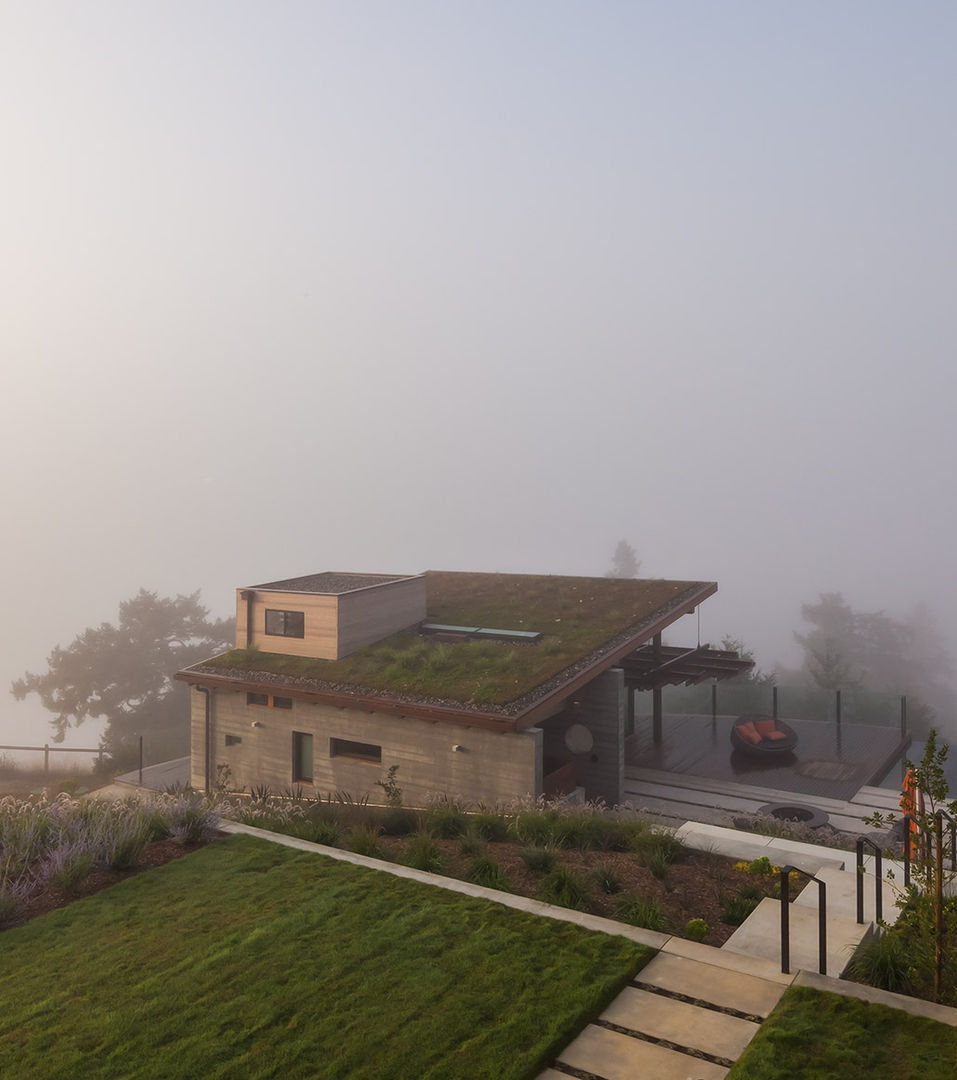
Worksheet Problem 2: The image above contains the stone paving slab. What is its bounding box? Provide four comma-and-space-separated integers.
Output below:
558, 1023, 728, 1080
601, 986, 760, 1060
634, 951, 787, 1017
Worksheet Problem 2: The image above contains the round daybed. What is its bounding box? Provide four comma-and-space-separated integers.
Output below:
730, 715, 798, 756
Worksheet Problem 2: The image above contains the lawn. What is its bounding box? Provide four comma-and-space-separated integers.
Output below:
726, 985, 957, 1080
0, 833, 651, 1080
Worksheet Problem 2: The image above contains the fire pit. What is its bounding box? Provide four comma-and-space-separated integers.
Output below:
757, 802, 829, 829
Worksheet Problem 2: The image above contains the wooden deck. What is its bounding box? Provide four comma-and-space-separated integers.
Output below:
627, 714, 908, 802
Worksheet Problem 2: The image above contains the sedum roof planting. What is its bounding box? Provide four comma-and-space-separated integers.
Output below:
188, 571, 714, 717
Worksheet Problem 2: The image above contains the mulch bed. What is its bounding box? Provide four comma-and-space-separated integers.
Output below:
5, 829, 782, 947
374, 835, 779, 946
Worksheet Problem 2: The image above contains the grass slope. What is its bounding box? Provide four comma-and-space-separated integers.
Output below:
727, 986, 957, 1080
0, 834, 650, 1080
205, 573, 701, 706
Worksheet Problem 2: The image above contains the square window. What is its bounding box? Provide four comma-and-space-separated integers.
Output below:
292, 731, 314, 783
265, 609, 305, 638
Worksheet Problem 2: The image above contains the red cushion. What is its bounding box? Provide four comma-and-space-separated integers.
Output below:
765, 730, 788, 741
755, 719, 777, 736
736, 721, 762, 745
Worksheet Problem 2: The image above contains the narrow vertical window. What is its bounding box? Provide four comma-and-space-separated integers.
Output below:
292, 731, 314, 783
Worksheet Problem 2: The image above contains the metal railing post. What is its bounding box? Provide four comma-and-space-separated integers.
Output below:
780, 865, 827, 975
855, 837, 884, 925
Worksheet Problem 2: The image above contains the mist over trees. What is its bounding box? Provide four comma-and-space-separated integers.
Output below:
605, 540, 640, 579
11, 591, 234, 768
794, 593, 956, 737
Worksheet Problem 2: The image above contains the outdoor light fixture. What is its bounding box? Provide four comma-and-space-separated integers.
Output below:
451, 743, 466, 752
250, 720, 263, 729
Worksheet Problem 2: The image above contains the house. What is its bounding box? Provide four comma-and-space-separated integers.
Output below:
176, 570, 752, 806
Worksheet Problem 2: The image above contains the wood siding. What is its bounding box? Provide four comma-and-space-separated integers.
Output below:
237, 589, 340, 659
191, 686, 540, 804
336, 576, 426, 657
235, 576, 425, 660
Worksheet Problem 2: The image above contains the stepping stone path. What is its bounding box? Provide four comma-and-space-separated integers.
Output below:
539, 947, 788, 1080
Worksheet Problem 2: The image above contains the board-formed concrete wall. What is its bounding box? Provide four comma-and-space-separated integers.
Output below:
540, 668, 624, 805
190, 687, 541, 806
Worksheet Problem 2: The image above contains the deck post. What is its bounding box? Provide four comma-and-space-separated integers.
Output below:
652, 633, 663, 744
835, 689, 842, 727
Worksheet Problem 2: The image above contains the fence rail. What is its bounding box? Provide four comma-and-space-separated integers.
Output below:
0, 743, 105, 777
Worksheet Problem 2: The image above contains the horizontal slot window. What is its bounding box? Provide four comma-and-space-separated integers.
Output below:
247, 692, 269, 706
273, 696, 293, 710
225, 734, 242, 747
329, 738, 381, 764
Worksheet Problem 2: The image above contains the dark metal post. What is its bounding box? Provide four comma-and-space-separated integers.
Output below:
900, 696, 907, 737
138, 735, 143, 786
856, 837, 883, 924
44, 744, 49, 777
818, 881, 828, 974
772, 684, 778, 720
780, 866, 791, 974
835, 689, 842, 727
711, 681, 717, 723
856, 840, 864, 924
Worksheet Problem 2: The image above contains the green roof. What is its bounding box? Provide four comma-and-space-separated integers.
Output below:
194, 572, 712, 713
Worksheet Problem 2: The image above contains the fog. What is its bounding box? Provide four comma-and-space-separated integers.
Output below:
3, 3, 956, 752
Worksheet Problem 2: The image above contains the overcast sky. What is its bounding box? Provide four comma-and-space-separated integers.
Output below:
2, 2, 956, 748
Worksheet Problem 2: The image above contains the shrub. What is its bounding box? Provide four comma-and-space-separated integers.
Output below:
846, 931, 919, 994
309, 819, 343, 846
617, 894, 669, 932
470, 812, 509, 842
541, 867, 590, 911
720, 894, 760, 926
510, 811, 553, 846
464, 856, 511, 892
378, 808, 418, 837
591, 863, 623, 894
47, 846, 95, 893
459, 834, 482, 858
426, 804, 468, 839
520, 847, 557, 875
404, 833, 444, 874
684, 918, 710, 942
349, 826, 384, 859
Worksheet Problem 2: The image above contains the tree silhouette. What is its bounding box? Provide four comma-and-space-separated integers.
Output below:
12, 590, 233, 768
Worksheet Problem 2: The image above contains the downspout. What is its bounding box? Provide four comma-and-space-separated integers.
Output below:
240, 590, 254, 648
197, 686, 211, 794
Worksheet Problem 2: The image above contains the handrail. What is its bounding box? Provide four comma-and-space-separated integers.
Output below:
780, 864, 827, 975
855, 837, 883, 925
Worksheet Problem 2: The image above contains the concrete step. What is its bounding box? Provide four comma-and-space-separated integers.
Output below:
722, 896, 871, 977
675, 821, 848, 873
793, 865, 904, 925
853, 784, 904, 811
